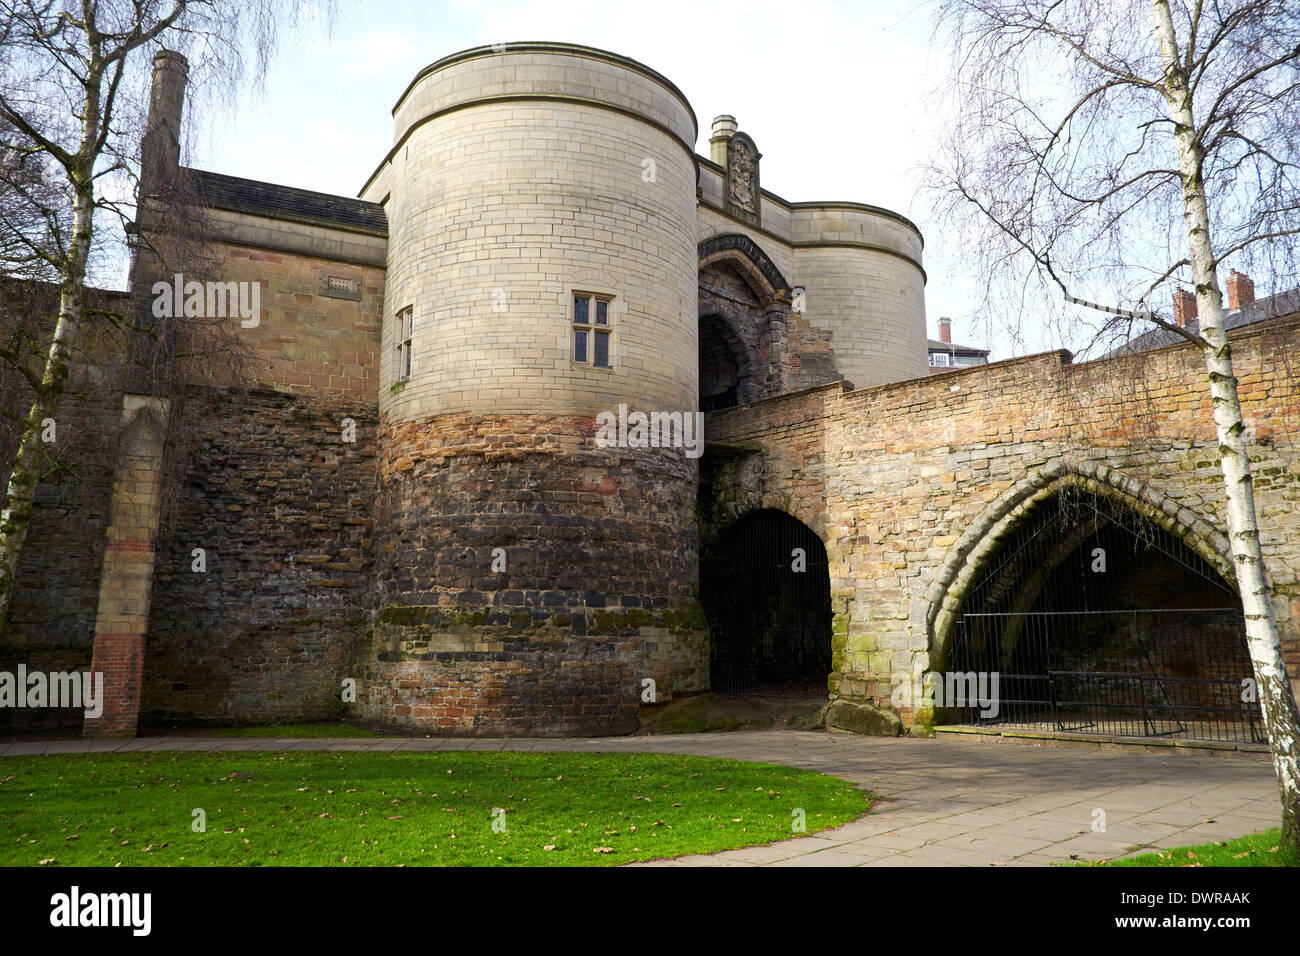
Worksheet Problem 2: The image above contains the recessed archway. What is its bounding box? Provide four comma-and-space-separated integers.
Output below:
930, 476, 1261, 742
700, 509, 832, 696
697, 233, 793, 411
698, 312, 750, 410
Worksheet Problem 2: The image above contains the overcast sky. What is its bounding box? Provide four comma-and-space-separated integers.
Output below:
183, 0, 1015, 357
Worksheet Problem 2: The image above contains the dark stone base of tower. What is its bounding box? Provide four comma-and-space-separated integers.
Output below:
359, 414, 708, 736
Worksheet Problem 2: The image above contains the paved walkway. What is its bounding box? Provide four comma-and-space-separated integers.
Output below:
0, 731, 1279, 867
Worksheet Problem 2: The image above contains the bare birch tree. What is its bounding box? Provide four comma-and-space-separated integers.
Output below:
0, 0, 325, 635
928, 0, 1300, 848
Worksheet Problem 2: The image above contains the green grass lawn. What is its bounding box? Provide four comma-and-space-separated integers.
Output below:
0, 751, 869, 866
1079, 829, 1298, 867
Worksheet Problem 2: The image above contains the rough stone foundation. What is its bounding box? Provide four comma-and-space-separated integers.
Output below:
359, 413, 709, 735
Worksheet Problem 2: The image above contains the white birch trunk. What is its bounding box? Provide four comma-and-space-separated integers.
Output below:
1151, 0, 1300, 848
0, 68, 101, 637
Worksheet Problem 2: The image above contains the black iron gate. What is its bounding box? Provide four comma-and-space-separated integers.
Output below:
701, 510, 833, 695
946, 609, 1264, 742
942, 489, 1264, 743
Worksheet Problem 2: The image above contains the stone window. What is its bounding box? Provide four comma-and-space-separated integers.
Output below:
573, 293, 612, 368
396, 306, 413, 381
930, 351, 951, 367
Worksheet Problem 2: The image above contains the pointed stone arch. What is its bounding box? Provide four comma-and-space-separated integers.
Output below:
698, 308, 757, 410
925, 457, 1235, 665
698, 233, 791, 308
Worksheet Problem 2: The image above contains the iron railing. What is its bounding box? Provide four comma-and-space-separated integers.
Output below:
944, 608, 1264, 743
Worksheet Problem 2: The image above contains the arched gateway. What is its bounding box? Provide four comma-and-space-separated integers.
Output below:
700, 510, 833, 696
928, 467, 1263, 742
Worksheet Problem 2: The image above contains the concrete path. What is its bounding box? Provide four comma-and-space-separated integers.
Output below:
0, 731, 1280, 867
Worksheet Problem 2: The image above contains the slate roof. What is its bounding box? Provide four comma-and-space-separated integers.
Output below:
928, 338, 990, 355
186, 168, 388, 236
1106, 289, 1300, 357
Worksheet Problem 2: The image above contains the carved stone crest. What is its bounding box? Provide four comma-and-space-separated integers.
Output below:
725, 133, 761, 225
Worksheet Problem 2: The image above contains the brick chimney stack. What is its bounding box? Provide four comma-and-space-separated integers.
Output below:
1173, 289, 1198, 328
1226, 270, 1255, 312
939, 316, 952, 344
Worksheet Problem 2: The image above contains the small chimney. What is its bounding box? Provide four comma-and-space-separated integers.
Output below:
938, 317, 952, 344
1226, 270, 1255, 312
710, 115, 737, 167
1173, 289, 1198, 328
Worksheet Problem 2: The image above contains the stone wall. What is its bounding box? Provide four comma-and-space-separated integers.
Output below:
0, 284, 127, 733
695, 179, 929, 391
358, 411, 709, 735
140, 387, 377, 727
367, 44, 699, 423
201, 239, 385, 400
0, 456, 112, 733
704, 318, 1300, 729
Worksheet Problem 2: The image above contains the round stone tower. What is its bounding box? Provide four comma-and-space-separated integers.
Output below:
790, 203, 928, 389
356, 43, 707, 735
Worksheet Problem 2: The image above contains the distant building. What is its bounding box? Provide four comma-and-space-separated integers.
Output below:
928, 317, 990, 373
1110, 271, 1300, 356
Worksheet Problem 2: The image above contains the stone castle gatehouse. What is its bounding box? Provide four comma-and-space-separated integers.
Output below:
4, 43, 1298, 744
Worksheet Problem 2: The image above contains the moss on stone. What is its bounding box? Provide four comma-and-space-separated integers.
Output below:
591, 610, 626, 634
909, 705, 936, 738
625, 608, 657, 628
635, 693, 772, 735
377, 605, 427, 626
661, 608, 707, 630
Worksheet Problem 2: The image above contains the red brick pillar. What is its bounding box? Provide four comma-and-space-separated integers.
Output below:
84, 396, 170, 737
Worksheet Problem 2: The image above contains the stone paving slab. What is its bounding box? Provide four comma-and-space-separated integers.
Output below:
0, 729, 1280, 867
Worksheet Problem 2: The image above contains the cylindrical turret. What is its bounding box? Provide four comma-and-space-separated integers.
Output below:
357, 43, 707, 736
791, 203, 928, 387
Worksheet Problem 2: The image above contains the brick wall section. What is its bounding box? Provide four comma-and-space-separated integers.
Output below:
705, 319, 1300, 727
141, 388, 377, 727
359, 412, 708, 735
203, 240, 383, 400
84, 397, 170, 737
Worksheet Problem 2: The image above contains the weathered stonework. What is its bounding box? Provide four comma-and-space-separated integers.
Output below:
8, 41, 1299, 745
141, 388, 377, 727
85, 396, 170, 737
705, 319, 1300, 730
360, 413, 708, 735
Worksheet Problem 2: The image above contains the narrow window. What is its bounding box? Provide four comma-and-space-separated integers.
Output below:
573, 293, 613, 368
396, 306, 413, 380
